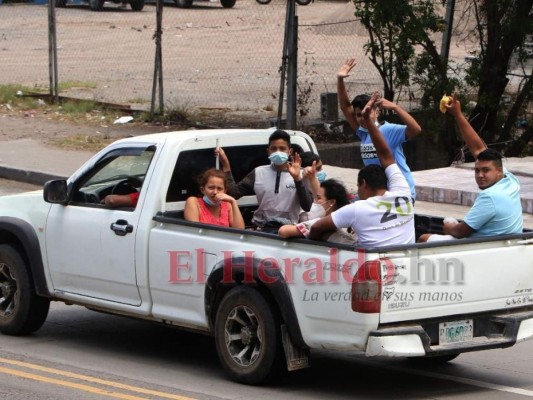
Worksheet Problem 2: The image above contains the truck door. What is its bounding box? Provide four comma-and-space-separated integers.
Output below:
45, 146, 156, 306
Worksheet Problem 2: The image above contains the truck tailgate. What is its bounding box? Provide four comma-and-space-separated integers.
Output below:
376, 235, 533, 324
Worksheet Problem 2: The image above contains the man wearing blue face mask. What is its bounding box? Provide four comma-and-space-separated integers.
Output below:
223, 130, 313, 233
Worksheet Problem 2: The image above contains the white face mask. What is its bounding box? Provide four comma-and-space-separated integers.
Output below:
307, 202, 327, 220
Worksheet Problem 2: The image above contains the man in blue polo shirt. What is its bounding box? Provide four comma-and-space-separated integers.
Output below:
419, 96, 523, 242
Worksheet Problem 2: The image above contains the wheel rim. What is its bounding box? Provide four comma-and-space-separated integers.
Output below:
0, 263, 17, 318
224, 305, 262, 367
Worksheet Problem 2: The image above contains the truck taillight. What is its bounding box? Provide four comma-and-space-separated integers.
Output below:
352, 259, 393, 313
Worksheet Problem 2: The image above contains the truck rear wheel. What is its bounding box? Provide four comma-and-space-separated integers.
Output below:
220, 0, 236, 8
56, 0, 67, 7
0, 245, 50, 336
215, 285, 283, 385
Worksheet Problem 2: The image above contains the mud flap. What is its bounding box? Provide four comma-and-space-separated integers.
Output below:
281, 324, 310, 371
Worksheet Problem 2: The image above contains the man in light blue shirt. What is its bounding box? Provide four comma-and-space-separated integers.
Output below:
337, 58, 422, 200
419, 96, 523, 242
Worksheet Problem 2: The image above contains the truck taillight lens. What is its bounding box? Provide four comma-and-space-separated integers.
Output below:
352, 259, 386, 313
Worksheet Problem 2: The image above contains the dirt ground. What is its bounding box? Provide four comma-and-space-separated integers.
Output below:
0, 0, 515, 147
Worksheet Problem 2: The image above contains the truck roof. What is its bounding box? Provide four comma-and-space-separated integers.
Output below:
110, 128, 313, 147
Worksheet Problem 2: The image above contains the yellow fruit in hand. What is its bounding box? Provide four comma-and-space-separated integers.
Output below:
440, 95, 452, 113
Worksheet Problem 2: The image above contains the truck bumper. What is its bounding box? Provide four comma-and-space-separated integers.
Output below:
366, 310, 533, 357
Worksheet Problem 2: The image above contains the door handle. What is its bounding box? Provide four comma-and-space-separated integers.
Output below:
110, 219, 134, 236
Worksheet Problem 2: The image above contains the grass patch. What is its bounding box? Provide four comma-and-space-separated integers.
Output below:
58, 81, 97, 91
60, 99, 102, 115
47, 134, 116, 152
0, 84, 42, 109
127, 97, 150, 104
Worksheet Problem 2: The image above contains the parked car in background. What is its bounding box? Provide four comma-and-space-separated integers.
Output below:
55, 0, 144, 11
174, 0, 236, 8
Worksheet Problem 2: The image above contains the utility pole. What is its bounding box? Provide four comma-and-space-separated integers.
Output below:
440, 0, 456, 68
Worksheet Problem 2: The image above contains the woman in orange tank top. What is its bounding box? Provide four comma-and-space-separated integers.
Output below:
184, 167, 245, 229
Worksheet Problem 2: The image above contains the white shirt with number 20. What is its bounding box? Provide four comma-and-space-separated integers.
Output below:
331, 164, 415, 248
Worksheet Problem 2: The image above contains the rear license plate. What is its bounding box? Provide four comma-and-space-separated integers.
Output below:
439, 319, 473, 345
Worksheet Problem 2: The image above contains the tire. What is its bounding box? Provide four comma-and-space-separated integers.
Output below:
295, 0, 312, 4
408, 353, 460, 364
255, 0, 271, 4
0, 245, 50, 336
89, 0, 105, 11
220, 0, 236, 8
130, 0, 144, 11
56, 0, 67, 7
215, 286, 283, 385
175, 0, 193, 8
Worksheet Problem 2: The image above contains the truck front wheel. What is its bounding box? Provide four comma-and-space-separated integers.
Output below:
215, 286, 283, 385
0, 245, 50, 336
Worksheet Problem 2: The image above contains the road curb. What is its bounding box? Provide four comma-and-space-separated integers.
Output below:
0, 165, 66, 186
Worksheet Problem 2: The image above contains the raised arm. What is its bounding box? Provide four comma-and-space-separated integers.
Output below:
288, 152, 313, 212
363, 92, 395, 168
337, 58, 358, 131
445, 95, 487, 159
376, 98, 422, 139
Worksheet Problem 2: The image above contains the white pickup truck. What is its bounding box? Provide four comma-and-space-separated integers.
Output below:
1, 128, 532, 385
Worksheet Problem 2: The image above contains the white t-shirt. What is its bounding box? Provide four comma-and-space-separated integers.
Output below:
296, 218, 356, 245
331, 164, 415, 248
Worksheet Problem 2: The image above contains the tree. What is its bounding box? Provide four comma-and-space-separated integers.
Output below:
353, 0, 462, 160
353, 0, 532, 159
461, 0, 532, 156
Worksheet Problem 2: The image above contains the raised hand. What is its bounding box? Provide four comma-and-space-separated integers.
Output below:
361, 91, 380, 119
337, 58, 357, 79
288, 152, 303, 181
215, 147, 231, 172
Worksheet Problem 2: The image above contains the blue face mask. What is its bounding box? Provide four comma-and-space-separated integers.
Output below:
316, 170, 327, 183
268, 151, 289, 166
203, 195, 220, 207
358, 120, 381, 133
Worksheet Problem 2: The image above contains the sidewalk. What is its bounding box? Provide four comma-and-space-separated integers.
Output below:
0, 138, 532, 229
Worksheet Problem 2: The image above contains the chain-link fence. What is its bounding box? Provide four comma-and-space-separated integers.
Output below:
1, 0, 384, 126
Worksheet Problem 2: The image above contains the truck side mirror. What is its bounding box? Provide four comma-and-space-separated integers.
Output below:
43, 180, 68, 204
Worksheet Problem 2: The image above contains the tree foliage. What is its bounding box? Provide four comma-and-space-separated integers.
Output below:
352, 0, 532, 159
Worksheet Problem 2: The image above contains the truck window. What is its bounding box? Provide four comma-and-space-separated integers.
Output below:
166, 145, 269, 202
71, 147, 156, 207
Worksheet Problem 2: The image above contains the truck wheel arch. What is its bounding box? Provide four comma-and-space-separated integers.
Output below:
0, 217, 51, 298
205, 256, 308, 349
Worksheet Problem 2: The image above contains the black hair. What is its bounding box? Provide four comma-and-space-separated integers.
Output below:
357, 164, 387, 190
197, 168, 227, 189
300, 151, 320, 168
321, 179, 349, 209
351, 94, 371, 110
477, 148, 503, 169
268, 129, 291, 146
291, 143, 304, 155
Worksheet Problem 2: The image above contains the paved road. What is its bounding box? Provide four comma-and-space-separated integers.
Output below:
1, 302, 533, 399
0, 178, 41, 196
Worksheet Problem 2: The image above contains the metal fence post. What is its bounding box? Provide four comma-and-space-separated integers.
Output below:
151, 0, 164, 117
286, 8, 297, 130
48, 0, 59, 104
